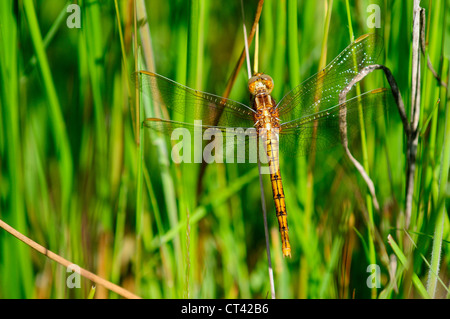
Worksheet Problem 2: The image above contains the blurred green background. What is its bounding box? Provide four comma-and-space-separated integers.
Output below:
0, 0, 449, 298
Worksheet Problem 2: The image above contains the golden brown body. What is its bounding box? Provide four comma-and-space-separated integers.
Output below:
249, 74, 291, 258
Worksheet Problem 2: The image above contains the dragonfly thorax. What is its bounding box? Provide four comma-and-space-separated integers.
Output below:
253, 94, 280, 132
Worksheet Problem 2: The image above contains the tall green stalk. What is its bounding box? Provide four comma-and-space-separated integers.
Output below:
345, 0, 377, 298
0, 0, 34, 298
427, 71, 450, 299
23, 0, 73, 221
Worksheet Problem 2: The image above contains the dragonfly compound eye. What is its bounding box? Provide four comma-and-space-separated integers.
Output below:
248, 74, 274, 95
261, 75, 274, 93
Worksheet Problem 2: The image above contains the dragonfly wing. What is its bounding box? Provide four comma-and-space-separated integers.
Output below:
144, 118, 260, 164
277, 34, 383, 122
136, 71, 255, 128
278, 88, 392, 157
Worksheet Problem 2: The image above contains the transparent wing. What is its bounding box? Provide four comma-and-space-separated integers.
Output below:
136, 71, 255, 128
278, 88, 392, 157
144, 118, 262, 164
277, 34, 383, 122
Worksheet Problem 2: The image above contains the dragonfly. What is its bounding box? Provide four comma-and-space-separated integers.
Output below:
137, 33, 391, 258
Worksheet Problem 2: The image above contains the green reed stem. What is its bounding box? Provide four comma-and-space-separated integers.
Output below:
388, 235, 430, 298
427, 69, 450, 298
0, 0, 34, 298
345, 0, 377, 298
23, 0, 73, 219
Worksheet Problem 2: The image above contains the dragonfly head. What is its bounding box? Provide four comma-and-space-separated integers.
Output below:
248, 73, 274, 95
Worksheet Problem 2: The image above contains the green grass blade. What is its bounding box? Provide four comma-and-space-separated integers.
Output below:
0, 0, 34, 298
426, 69, 450, 298
388, 235, 430, 299
23, 0, 73, 216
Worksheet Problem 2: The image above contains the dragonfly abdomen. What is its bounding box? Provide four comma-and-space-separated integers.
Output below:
266, 131, 291, 258
252, 91, 291, 257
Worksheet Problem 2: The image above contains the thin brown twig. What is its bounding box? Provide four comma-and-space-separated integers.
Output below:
338, 64, 408, 212
222, 0, 265, 98
0, 218, 141, 299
